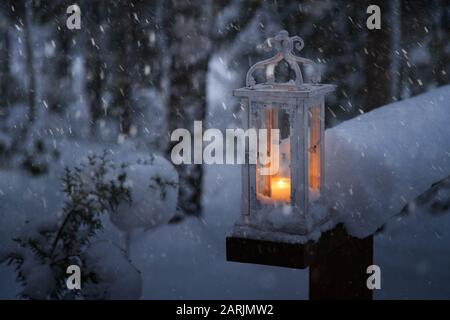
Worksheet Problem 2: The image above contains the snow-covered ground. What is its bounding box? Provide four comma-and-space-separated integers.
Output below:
375, 206, 450, 299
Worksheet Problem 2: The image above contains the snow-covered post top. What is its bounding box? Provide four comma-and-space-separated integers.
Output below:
246, 30, 321, 89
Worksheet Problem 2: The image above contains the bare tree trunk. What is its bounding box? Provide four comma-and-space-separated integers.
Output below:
23, 0, 36, 123
129, 1, 162, 89
400, 0, 434, 97
120, 2, 133, 135
430, 0, 449, 86
0, 11, 11, 117
83, 0, 103, 134
110, 0, 133, 136
47, 15, 72, 113
389, 0, 402, 101
363, 0, 392, 112
165, 0, 213, 217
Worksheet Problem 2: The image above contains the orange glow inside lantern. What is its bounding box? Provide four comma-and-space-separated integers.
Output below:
256, 105, 322, 204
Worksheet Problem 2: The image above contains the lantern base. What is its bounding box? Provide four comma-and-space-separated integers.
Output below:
226, 223, 350, 269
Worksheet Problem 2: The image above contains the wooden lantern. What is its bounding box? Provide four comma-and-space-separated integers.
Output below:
231, 30, 335, 241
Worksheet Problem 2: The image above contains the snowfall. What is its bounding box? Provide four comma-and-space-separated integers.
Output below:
1, 72, 450, 298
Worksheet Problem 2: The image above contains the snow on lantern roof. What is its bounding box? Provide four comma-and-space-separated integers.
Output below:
233, 30, 335, 99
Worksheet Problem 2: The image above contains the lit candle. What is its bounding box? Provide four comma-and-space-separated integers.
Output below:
270, 177, 291, 202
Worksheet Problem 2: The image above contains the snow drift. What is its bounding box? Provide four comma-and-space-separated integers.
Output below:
325, 85, 450, 238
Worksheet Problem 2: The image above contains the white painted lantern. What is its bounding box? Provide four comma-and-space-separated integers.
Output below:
232, 31, 335, 240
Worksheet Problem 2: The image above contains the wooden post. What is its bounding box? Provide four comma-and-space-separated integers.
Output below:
227, 224, 350, 269
309, 234, 373, 300
226, 224, 373, 300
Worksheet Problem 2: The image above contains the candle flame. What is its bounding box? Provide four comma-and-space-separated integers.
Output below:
270, 177, 290, 202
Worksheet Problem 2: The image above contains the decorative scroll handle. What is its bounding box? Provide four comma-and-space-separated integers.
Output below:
246, 30, 320, 88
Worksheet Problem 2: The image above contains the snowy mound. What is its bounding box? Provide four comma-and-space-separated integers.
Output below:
325, 85, 450, 238
110, 153, 179, 233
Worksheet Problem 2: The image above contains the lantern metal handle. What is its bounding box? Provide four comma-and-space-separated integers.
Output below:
246, 30, 321, 89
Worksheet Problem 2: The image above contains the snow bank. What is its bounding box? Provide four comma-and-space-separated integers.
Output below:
325, 85, 450, 238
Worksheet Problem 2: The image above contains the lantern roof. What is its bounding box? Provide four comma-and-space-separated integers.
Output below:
233, 30, 335, 99
233, 83, 335, 99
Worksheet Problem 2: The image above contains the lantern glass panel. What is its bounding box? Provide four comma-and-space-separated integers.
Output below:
308, 104, 322, 200
255, 106, 291, 203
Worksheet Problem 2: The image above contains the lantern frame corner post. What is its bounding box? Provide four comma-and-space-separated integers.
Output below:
240, 97, 250, 220
307, 96, 325, 189
292, 98, 308, 217
248, 99, 259, 218
319, 96, 325, 194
